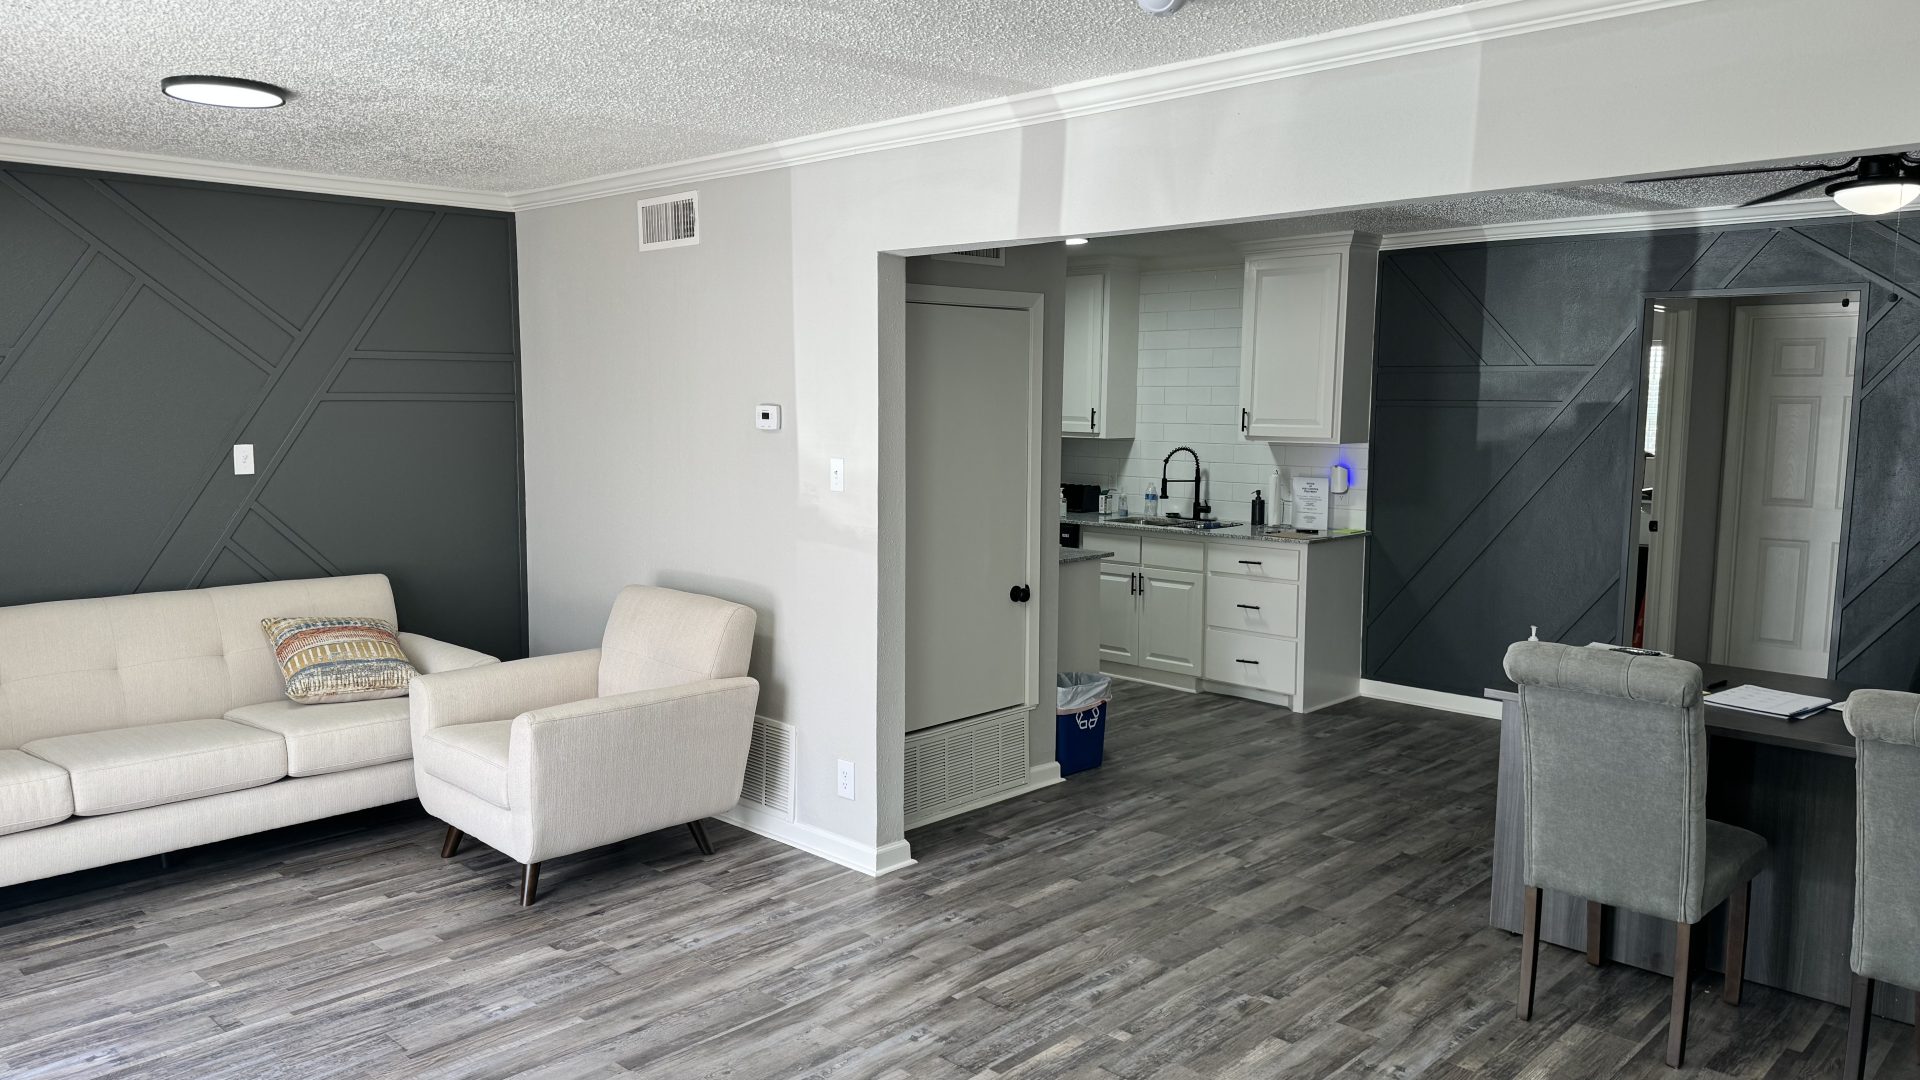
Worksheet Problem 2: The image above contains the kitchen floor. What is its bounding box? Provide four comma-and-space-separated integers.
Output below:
1, 684, 1912, 1079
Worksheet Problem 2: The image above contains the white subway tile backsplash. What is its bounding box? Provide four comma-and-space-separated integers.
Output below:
1060, 266, 1373, 531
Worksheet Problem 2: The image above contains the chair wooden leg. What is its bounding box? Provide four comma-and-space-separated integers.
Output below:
1723, 882, 1750, 1006
1586, 900, 1605, 967
1518, 886, 1542, 1020
440, 826, 463, 859
519, 862, 541, 906
687, 819, 715, 856
1844, 975, 1873, 1080
1666, 919, 1697, 1068
1912, 994, 1918, 1063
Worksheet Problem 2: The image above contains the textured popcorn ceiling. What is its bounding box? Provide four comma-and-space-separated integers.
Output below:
4, 0, 1469, 194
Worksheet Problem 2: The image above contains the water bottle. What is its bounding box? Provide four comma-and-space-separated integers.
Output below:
1115, 491, 1128, 518
1143, 489, 1158, 517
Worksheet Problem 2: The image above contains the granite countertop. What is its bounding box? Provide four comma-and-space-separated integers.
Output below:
1062, 512, 1367, 545
1060, 548, 1115, 565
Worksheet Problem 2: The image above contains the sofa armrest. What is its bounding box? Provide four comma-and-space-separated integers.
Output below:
410, 649, 601, 739
507, 677, 760, 855
399, 632, 500, 675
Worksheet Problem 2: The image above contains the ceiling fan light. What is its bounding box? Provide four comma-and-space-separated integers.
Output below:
160, 75, 288, 109
1828, 178, 1920, 216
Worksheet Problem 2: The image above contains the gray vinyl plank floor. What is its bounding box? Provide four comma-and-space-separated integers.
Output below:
2, 683, 1915, 1079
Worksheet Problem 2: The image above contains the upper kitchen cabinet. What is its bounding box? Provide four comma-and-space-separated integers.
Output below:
1236, 233, 1379, 443
1062, 257, 1139, 439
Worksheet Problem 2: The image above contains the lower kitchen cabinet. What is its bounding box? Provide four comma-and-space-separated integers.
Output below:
1081, 525, 1363, 710
1089, 530, 1204, 681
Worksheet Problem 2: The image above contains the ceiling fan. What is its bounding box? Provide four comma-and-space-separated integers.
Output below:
1628, 152, 1920, 216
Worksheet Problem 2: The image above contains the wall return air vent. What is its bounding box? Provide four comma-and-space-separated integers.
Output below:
739, 716, 796, 820
638, 190, 699, 250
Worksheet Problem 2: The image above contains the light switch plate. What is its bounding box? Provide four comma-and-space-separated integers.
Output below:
836, 759, 856, 800
755, 404, 781, 431
233, 444, 255, 475
829, 457, 845, 492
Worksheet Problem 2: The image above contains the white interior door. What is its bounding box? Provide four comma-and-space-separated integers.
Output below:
1710, 303, 1856, 677
906, 288, 1041, 732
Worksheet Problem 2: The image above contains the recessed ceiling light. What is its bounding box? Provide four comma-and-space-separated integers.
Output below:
160, 75, 289, 109
1064, 237, 1089, 246
1138, 0, 1188, 13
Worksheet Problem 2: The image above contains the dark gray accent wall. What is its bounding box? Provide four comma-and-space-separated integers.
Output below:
1366, 217, 1920, 696
0, 162, 527, 660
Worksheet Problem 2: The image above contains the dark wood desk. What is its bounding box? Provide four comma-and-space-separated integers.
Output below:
1486, 663, 1911, 1020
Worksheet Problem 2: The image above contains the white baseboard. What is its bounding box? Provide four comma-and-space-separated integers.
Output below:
717, 802, 918, 878
903, 761, 1064, 832
1359, 678, 1503, 719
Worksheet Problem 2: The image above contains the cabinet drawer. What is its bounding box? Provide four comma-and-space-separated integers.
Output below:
1205, 576, 1300, 638
1203, 629, 1299, 693
1141, 536, 1204, 572
1206, 542, 1301, 581
1081, 528, 1141, 564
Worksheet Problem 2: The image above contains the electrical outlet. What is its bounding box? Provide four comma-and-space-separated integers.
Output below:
836, 759, 855, 800
829, 457, 845, 492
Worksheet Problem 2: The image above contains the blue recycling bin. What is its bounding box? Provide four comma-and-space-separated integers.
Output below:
1056, 672, 1112, 776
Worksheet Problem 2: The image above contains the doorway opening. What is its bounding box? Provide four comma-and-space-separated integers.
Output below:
1631, 291, 1860, 678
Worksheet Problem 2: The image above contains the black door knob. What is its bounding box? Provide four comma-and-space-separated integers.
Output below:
1009, 584, 1032, 603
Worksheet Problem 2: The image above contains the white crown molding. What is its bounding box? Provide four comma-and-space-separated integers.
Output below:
1238, 230, 1382, 257
1377, 197, 1852, 249
511, 0, 1709, 210
0, 136, 515, 212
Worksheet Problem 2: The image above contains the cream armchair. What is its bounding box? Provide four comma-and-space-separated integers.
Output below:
410, 586, 758, 904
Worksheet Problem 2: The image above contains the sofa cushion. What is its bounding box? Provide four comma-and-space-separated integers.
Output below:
261, 616, 418, 704
0, 750, 73, 836
23, 719, 287, 816
419, 720, 512, 809
226, 698, 411, 777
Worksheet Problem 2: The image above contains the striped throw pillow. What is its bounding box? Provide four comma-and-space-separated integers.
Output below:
261, 616, 418, 704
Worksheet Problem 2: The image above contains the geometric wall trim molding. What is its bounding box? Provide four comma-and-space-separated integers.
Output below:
0, 160, 527, 660
1368, 215, 1920, 695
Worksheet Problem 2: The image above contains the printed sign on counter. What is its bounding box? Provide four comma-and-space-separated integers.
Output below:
1291, 475, 1329, 532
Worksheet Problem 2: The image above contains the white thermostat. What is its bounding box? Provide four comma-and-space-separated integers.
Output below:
755, 404, 782, 431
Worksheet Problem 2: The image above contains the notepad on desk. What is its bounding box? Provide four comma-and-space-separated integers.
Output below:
1704, 684, 1834, 720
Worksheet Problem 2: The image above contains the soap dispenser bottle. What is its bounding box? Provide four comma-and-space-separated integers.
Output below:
1250, 490, 1266, 529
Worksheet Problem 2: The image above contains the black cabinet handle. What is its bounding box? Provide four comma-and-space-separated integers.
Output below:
1237, 559, 1262, 566
1235, 658, 1259, 665
1236, 604, 1260, 611
1009, 584, 1031, 603
1241, 408, 1249, 433
1090, 407, 1096, 429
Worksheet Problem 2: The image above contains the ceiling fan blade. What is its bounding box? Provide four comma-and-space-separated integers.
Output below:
1741, 173, 1853, 206
1626, 160, 1856, 184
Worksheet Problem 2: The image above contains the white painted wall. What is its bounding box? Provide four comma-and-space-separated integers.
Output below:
1061, 266, 1370, 530
518, 0, 1920, 870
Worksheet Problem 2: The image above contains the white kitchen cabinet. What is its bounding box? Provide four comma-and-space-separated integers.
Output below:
1202, 537, 1364, 711
1086, 528, 1203, 681
1062, 258, 1139, 439
1237, 233, 1379, 444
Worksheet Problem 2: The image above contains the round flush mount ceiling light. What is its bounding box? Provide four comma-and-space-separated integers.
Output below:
1064, 237, 1090, 246
160, 75, 289, 109
1137, 0, 1188, 13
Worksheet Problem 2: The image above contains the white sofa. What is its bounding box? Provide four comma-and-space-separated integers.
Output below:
0, 574, 496, 888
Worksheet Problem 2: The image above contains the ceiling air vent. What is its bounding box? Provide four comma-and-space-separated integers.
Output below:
932, 247, 1006, 266
638, 191, 699, 250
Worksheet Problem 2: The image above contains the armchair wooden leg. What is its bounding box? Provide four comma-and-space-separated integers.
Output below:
1586, 901, 1605, 967
1666, 919, 1697, 1068
1518, 886, 1542, 1020
520, 862, 541, 907
1724, 882, 1750, 1006
1844, 975, 1873, 1080
687, 819, 715, 856
440, 826, 464, 859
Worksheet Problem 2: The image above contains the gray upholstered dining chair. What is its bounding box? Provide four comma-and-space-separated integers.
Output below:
1842, 689, 1920, 1079
1504, 642, 1771, 1069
